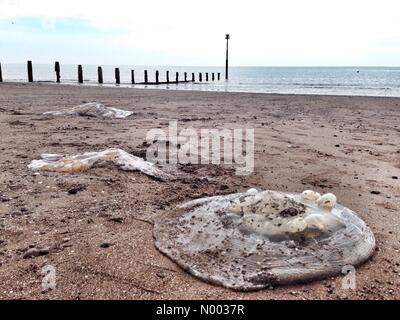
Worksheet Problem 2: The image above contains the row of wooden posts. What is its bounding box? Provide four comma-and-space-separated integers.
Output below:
95, 66, 221, 85
0, 61, 221, 85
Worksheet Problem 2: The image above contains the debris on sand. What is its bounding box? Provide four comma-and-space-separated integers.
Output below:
108, 217, 124, 223
370, 190, 381, 195
67, 185, 86, 195
154, 189, 376, 291
28, 148, 171, 180
23, 247, 50, 259
99, 242, 113, 248
43, 102, 133, 119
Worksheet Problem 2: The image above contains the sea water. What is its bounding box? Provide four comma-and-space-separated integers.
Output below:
1, 64, 400, 97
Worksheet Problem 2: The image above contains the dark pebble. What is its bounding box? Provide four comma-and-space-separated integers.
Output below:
68, 186, 85, 195
100, 242, 112, 248
370, 191, 381, 195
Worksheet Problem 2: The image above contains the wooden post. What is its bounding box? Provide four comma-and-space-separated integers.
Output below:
98, 67, 103, 84
54, 61, 60, 83
131, 70, 135, 84
156, 70, 159, 84
212, 73, 215, 81
199, 73, 202, 82
115, 68, 120, 84
206, 72, 209, 81
218, 72, 221, 80
27, 60, 33, 82
175, 72, 179, 83
78, 65, 83, 84
192, 73, 195, 82
184, 72, 187, 82
166, 71, 170, 84
0, 63, 3, 83
144, 70, 148, 84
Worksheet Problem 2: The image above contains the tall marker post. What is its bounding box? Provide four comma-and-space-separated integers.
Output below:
225, 34, 230, 80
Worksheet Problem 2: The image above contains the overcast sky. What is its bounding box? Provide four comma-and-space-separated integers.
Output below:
0, 0, 399, 66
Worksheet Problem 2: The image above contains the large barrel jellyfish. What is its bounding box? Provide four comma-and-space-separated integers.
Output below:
154, 189, 375, 291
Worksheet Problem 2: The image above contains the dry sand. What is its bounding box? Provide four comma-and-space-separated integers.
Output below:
0, 82, 399, 300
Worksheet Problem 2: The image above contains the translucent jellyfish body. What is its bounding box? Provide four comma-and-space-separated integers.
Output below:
43, 102, 133, 119
154, 189, 375, 291
28, 148, 170, 180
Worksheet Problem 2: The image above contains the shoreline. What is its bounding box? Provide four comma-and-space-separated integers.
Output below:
0, 82, 399, 299
2, 81, 400, 100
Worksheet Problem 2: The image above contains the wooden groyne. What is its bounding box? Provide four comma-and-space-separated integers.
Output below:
0, 60, 221, 85
0, 61, 222, 86
0, 36, 231, 86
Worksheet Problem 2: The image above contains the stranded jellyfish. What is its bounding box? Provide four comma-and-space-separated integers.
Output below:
28, 148, 170, 180
43, 102, 133, 119
154, 189, 375, 291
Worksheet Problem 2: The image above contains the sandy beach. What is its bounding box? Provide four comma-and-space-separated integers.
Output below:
0, 82, 399, 300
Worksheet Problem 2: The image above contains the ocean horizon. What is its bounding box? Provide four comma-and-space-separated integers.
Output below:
1, 64, 400, 97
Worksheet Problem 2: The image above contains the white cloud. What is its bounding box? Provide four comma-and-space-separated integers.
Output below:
1, 0, 399, 65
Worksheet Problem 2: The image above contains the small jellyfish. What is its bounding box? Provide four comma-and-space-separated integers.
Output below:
301, 190, 321, 201
317, 193, 337, 211
286, 217, 307, 233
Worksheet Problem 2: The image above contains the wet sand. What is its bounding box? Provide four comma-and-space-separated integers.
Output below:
0, 82, 399, 299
